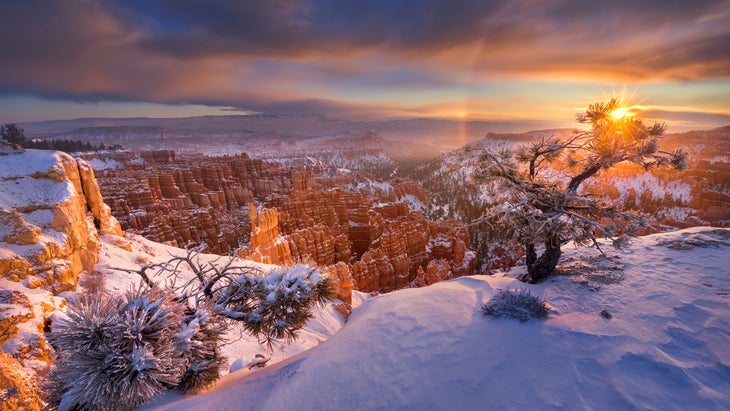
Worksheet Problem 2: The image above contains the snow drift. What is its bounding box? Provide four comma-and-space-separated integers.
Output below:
143, 227, 730, 411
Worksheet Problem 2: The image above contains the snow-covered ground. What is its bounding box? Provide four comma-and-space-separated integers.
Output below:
139, 227, 730, 410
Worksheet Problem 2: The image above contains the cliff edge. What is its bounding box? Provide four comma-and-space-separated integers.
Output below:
0, 148, 124, 409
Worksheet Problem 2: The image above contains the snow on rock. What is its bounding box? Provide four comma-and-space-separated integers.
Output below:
0, 278, 66, 409
1, 149, 124, 407
85, 157, 124, 170
1, 149, 123, 291
396, 194, 427, 213
609, 172, 692, 207
145, 227, 730, 411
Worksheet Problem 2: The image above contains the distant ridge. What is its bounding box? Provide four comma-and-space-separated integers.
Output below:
20, 114, 564, 147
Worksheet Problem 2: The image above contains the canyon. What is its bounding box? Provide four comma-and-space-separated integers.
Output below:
0, 147, 474, 407
87, 126, 730, 282
91, 151, 475, 297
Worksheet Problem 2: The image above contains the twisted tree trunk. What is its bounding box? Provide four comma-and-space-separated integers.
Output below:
520, 234, 562, 283
567, 164, 601, 193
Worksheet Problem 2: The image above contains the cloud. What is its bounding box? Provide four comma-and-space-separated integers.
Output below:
0, 0, 728, 120
634, 107, 730, 127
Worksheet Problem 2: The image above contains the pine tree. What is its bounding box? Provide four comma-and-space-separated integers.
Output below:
45, 251, 335, 408
175, 303, 229, 393
477, 99, 687, 283
1, 123, 25, 147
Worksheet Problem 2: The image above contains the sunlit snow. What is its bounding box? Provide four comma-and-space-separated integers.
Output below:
140, 227, 730, 411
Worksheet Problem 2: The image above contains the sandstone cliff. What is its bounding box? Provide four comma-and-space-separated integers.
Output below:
0, 149, 125, 409
1, 149, 123, 292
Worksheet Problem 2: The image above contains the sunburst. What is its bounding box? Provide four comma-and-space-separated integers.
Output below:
609, 106, 633, 120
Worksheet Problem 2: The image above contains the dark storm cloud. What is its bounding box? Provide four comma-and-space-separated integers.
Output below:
120, 0, 730, 58
110, 0, 508, 57
542, 0, 724, 25
0, 0, 728, 113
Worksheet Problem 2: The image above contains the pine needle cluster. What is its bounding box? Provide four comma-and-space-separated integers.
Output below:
216, 264, 335, 347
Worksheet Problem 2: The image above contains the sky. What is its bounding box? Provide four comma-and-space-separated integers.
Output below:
0, 0, 729, 130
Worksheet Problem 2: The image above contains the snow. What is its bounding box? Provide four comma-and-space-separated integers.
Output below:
350, 179, 394, 194
0, 175, 74, 211
610, 173, 693, 206
0, 279, 66, 373
396, 194, 427, 213
0, 149, 76, 211
0, 149, 64, 179
85, 157, 123, 170
141, 227, 730, 410
657, 206, 694, 222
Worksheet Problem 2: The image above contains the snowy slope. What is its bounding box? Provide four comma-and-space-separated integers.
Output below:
142, 227, 730, 411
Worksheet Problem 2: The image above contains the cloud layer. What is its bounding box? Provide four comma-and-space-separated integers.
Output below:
1, 0, 728, 122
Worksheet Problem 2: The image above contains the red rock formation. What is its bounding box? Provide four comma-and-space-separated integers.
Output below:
391, 178, 432, 206
239, 205, 292, 265
93, 151, 476, 293
77, 159, 123, 237
141, 150, 175, 163
323, 261, 354, 306
413, 259, 452, 287
95, 153, 299, 254
244, 193, 473, 293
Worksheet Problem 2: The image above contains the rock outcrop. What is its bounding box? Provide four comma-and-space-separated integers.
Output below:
241, 204, 292, 265
1, 149, 123, 408
1, 150, 122, 292
93, 152, 310, 254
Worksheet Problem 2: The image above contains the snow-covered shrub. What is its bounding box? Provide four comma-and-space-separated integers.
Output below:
482, 288, 550, 322
126, 251, 335, 343
175, 303, 229, 393
77, 270, 107, 295
216, 264, 335, 346
45, 252, 334, 408
45, 287, 187, 410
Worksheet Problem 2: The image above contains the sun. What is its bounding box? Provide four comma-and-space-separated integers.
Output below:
609, 106, 632, 120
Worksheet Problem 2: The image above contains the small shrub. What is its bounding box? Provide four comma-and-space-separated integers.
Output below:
482, 288, 550, 322
45, 287, 188, 410
77, 270, 107, 295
